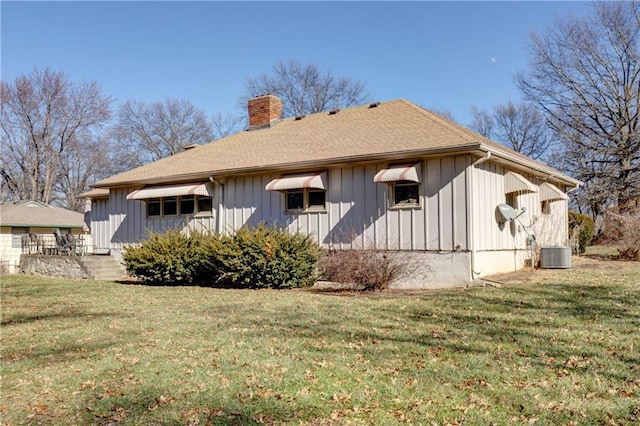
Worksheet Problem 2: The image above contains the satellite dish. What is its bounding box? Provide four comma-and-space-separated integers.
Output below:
497, 203, 525, 222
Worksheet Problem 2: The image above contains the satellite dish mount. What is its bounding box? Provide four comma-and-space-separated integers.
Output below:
497, 203, 526, 223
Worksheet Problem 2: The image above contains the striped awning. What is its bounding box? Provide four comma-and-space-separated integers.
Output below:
540, 182, 568, 202
374, 163, 421, 183
504, 172, 538, 194
265, 172, 327, 191
127, 182, 214, 200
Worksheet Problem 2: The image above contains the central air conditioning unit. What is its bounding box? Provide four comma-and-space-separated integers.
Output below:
540, 246, 572, 269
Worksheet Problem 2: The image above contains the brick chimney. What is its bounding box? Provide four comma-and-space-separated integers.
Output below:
248, 94, 282, 130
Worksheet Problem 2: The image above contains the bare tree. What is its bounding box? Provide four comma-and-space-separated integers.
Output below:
242, 59, 370, 118
429, 107, 457, 123
469, 101, 554, 161
211, 112, 243, 140
517, 1, 640, 216
115, 98, 213, 166
469, 105, 494, 138
0, 68, 112, 206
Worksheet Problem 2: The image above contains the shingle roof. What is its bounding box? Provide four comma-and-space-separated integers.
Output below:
0, 201, 85, 228
93, 99, 580, 188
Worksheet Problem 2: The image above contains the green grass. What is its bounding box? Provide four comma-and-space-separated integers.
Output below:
2, 259, 639, 425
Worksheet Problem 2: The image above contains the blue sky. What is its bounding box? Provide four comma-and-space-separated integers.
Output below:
2, 1, 591, 126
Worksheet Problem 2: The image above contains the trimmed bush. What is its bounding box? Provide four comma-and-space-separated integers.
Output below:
123, 229, 205, 285
222, 223, 322, 289
568, 211, 595, 254
123, 224, 321, 288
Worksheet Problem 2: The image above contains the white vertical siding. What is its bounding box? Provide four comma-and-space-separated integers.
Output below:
221, 156, 470, 252
471, 161, 570, 262
91, 198, 110, 250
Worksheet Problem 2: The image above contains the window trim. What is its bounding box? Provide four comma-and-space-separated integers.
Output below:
285, 188, 327, 213
390, 180, 421, 209
146, 194, 213, 218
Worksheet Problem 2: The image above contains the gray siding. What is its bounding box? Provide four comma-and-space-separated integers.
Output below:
221, 156, 470, 252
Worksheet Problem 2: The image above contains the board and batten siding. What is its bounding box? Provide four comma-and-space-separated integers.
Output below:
472, 161, 542, 251
221, 155, 471, 252
91, 188, 217, 254
471, 160, 571, 275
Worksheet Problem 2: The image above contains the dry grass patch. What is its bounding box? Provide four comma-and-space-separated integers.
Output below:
1, 258, 639, 425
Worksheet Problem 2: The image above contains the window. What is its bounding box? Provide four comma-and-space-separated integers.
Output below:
12, 227, 29, 248
180, 196, 195, 215
146, 195, 212, 217
197, 196, 212, 214
393, 180, 420, 207
147, 198, 161, 217
286, 189, 326, 212
541, 200, 551, 215
286, 190, 305, 211
308, 190, 326, 208
163, 197, 178, 216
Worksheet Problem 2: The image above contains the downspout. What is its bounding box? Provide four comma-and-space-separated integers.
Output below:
209, 176, 225, 234
469, 151, 492, 280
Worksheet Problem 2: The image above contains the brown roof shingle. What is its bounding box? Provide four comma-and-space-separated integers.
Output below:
93, 99, 580, 188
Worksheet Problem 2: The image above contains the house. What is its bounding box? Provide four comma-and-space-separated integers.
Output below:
0, 200, 86, 273
83, 95, 581, 288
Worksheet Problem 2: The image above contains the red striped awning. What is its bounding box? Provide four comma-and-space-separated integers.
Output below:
374, 164, 420, 183
127, 182, 214, 200
265, 172, 327, 191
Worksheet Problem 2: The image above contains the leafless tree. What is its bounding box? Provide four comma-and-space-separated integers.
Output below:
517, 1, 640, 216
0, 68, 112, 207
469, 105, 494, 138
242, 59, 370, 118
429, 107, 457, 123
469, 101, 554, 161
211, 112, 243, 140
115, 98, 213, 166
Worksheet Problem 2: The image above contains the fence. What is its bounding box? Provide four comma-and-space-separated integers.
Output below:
21, 233, 89, 256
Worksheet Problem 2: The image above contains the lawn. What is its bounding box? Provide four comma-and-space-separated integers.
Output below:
1, 257, 639, 425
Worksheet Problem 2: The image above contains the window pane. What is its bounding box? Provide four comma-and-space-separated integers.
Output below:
308, 190, 326, 207
287, 190, 304, 210
147, 198, 161, 216
197, 196, 212, 213
180, 196, 195, 214
394, 184, 420, 205
163, 197, 178, 216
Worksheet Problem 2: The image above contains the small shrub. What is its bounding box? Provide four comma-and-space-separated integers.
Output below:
603, 212, 640, 261
568, 211, 595, 254
124, 225, 321, 288
223, 223, 322, 289
317, 249, 404, 291
124, 229, 203, 285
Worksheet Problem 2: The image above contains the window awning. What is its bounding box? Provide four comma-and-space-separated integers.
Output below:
127, 182, 214, 200
265, 172, 327, 191
374, 163, 421, 183
504, 172, 538, 194
540, 182, 568, 202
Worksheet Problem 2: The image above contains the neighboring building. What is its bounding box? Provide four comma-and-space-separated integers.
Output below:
0, 200, 86, 273
83, 96, 581, 288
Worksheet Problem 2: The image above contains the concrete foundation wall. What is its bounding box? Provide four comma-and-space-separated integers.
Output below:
473, 249, 533, 277
389, 251, 472, 289
19, 255, 89, 280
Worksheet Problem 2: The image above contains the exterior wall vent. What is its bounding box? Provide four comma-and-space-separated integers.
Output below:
540, 246, 572, 269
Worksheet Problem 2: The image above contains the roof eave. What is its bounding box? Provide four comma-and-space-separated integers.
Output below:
479, 143, 582, 187
92, 143, 484, 188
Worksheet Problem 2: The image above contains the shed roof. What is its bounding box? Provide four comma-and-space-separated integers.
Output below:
0, 200, 85, 228
93, 99, 581, 188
